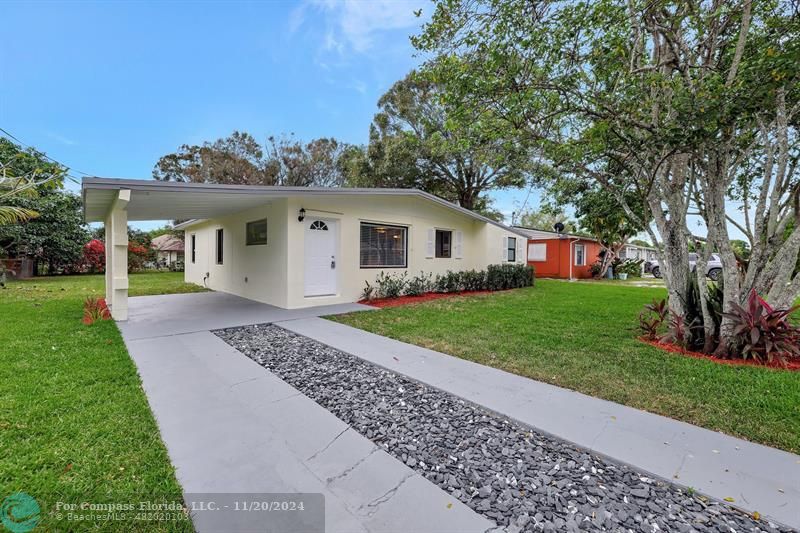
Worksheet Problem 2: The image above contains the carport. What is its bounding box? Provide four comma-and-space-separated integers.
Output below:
83, 177, 316, 320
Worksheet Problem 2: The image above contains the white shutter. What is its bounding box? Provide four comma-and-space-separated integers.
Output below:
517, 238, 524, 263
455, 231, 463, 259
426, 228, 435, 258
502, 236, 508, 262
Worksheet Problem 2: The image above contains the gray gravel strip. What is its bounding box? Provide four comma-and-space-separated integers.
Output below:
214, 324, 793, 533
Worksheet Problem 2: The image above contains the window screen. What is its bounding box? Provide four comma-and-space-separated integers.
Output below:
528, 243, 546, 261
360, 223, 407, 268
507, 237, 516, 262
435, 230, 452, 258
216, 228, 224, 265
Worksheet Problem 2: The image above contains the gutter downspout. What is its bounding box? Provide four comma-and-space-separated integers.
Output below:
568, 238, 581, 281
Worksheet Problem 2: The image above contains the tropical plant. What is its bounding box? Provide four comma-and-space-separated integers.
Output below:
721, 290, 800, 364
82, 297, 111, 325
638, 299, 668, 341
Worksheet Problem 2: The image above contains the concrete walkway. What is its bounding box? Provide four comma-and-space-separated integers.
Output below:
121, 293, 492, 533
282, 318, 800, 529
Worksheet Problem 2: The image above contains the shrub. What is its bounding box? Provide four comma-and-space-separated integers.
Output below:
639, 299, 668, 340
487, 263, 534, 290
461, 269, 487, 291
406, 272, 433, 296
722, 289, 800, 364
374, 271, 407, 299
434, 270, 463, 293
613, 258, 643, 277
82, 239, 105, 273
83, 297, 111, 325
361, 280, 375, 301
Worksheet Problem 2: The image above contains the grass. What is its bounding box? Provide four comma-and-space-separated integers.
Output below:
0, 272, 203, 531
331, 279, 800, 453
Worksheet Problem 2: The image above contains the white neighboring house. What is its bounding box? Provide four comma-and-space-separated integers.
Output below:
150, 234, 184, 268
619, 243, 658, 262
82, 178, 527, 318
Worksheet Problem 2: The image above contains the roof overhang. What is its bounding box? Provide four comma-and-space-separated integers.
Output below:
82, 177, 529, 237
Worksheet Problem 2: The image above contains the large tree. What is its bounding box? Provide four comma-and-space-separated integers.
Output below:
0, 137, 65, 224
0, 188, 88, 274
415, 0, 799, 354
153, 131, 351, 187
345, 71, 534, 213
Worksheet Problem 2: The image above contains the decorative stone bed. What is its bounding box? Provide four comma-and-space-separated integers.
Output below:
214, 324, 791, 533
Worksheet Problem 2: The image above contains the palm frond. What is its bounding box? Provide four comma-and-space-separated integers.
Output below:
0, 205, 38, 225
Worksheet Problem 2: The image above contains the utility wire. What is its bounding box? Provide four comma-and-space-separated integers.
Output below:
0, 127, 89, 185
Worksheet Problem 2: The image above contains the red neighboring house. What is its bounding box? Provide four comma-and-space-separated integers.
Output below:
513, 227, 602, 279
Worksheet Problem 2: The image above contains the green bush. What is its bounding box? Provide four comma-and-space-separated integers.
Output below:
434, 270, 463, 293
368, 264, 533, 299
375, 271, 407, 298
406, 272, 433, 296
487, 263, 534, 290
462, 269, 487, 291
613, 258, 644, 277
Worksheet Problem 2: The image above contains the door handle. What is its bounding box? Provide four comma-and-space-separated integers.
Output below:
331, 256, 336, 269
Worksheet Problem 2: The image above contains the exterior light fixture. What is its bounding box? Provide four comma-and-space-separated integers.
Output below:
298, 208, 306, 222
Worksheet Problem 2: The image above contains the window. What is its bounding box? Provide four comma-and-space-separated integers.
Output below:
360, 223, 407, 268
310, 220, 328, 231
528, 243, 546, 262
507, 237, 516, 262
215, 228, 224, 265
435, 230, 452, 258
190, 234, 196, 264
246, 219, 268, 245
575, 243, 586, 266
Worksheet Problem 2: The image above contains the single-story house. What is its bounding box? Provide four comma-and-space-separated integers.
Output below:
619, 243, 658, 262
513, 226, 602, 280
82, 177, 528, 319
150, 234, 184, 267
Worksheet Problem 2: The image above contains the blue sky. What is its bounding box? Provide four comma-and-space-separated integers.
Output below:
1, 0, 542, 230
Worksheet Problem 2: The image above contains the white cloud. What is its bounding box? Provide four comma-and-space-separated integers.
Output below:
301, 0, 427, 54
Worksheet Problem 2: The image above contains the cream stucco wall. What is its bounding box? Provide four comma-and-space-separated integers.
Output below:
183, 194, 525, 309
183, 199, 289, 308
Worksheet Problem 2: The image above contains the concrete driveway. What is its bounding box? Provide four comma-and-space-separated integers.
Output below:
120, 292, 492, 533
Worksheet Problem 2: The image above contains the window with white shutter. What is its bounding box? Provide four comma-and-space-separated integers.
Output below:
426, 228, 435, 258
454, 231, 463, 259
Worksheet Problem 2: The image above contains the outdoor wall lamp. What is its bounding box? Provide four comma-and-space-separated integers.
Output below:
298, 208, 306, 222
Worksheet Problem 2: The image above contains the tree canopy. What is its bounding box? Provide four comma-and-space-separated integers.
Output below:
153, 131, 351, 187
342, 71, 534, 214
414, 0, 800, 353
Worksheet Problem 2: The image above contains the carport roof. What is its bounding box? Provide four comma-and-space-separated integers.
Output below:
82, 177, 528, 236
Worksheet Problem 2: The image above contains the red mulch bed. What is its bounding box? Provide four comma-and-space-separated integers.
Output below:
360, 290, 494, 308
639, 337, 800, 371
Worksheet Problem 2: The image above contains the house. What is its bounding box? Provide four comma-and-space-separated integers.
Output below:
150, 234, 184, 268
619, 243, 658, 262
82, 177, 528, 319
513, 227, 603, 280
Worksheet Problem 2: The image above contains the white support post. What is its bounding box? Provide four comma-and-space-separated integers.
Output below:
104, 189, 131, 320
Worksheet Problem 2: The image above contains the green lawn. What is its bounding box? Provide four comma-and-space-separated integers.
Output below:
0, 272, 203, 531
331, 279, 800, 453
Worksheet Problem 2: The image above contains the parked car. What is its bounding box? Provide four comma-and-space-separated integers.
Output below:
650, 253, 723, 281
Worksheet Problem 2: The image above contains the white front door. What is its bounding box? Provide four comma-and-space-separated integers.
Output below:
304, 219, 338, 297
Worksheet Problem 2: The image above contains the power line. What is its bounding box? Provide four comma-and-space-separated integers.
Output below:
0, 127, 89, 185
